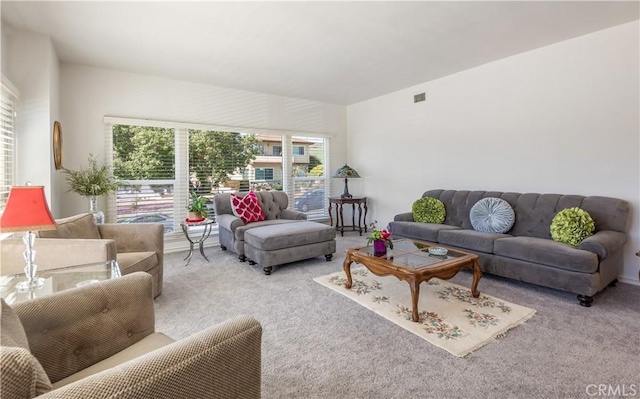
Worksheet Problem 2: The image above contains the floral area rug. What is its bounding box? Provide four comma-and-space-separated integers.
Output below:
314, 267, 536, 357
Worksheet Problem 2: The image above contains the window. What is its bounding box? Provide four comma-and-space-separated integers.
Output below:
112, 125, 177, 233
0, 82, 17, 210
255, 168, 274, 180
106, 118, 331, 232
291, 136, 328, 217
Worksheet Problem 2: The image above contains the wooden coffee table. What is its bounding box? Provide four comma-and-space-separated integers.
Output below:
343, 239, 482, 322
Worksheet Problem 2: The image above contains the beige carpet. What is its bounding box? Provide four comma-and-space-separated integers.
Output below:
314, 266, 536, 357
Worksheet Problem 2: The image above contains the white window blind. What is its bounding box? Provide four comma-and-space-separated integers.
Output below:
0, 83, 17, 210
105, 117, 332, 232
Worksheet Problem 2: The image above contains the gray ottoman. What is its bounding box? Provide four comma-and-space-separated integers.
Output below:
244, 221, 336, 275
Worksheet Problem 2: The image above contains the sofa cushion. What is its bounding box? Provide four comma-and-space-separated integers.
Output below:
494, 236, 599, 273
470, 197, 515, 234
117, 251, 158, 274
230, 192, 265, 224
438, 230, 511, 254
39, 213, 101, 240
1, 298, 30, 349
1, 299, 52, 397
234, 219, 303, 241
550, 207, 595, 246
244, 221, 335, 251
390, 221, 460, 242
412, 197, 446, 224
52, 332, 174, 389
0, 346, 53, 398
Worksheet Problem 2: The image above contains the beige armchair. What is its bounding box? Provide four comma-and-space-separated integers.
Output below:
0, 213, 164, 297
0, 272, 262, 399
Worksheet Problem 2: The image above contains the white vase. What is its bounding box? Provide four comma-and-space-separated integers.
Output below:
89, 195, 105, 224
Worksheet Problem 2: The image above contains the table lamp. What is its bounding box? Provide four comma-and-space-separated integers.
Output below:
332, 164, 361, 199
0, 185, 56, 290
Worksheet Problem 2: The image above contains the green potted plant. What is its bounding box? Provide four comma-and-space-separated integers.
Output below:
187, 191, 209, 220
62, 154, 122, 223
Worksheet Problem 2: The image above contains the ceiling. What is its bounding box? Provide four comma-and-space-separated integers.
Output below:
2, 1, 638, 105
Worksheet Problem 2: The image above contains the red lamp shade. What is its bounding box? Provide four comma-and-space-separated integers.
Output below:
0, 186, 56, 232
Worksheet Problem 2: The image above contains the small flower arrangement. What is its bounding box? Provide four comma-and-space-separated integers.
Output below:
367, 220, 394, 249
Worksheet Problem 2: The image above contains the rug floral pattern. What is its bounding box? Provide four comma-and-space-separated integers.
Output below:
314, 267, 536, 357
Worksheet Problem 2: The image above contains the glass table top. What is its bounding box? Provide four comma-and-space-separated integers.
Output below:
356, 239, 469, 269
0, 260, 121, 305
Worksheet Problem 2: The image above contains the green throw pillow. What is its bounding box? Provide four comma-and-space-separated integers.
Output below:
550, 207, 595, 246
412, 197, 446, 224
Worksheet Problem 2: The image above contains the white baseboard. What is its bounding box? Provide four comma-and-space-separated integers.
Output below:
618, 276, 639, 286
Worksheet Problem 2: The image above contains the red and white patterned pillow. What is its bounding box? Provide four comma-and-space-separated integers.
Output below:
230, 191, 265, 224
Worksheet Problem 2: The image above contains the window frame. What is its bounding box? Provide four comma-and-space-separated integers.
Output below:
0, 77, 19, 212
105, 116, 333, 230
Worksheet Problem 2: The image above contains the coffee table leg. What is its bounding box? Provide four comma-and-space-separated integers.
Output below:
409, 281, 420, 322
343, 257, 354, 289
471, 259, 481, 298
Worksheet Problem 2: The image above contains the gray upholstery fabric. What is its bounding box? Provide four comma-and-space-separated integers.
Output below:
393, 189, 630, 298
244, 222, 336, 251
214, 191, 294, 220
578, 230, 627, 260
245, 240, 336, 268
494, 237, 599, 273
389, 221, 461, 242
438, 230, 512, 254
214, 191, 307, 257
234, 219, 303, 241
243, 221, 336, 269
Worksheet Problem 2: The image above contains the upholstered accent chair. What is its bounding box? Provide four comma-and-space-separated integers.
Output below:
214, 191, 307, 261
0, 273, 263, 399
0, 213, 164, 297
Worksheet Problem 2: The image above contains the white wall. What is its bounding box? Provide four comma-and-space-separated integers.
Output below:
2, 28, 60, 213
59, 64, 348, 218
347, 21, 640, 284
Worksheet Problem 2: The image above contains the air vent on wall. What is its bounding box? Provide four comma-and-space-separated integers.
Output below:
414, 92, 426, 103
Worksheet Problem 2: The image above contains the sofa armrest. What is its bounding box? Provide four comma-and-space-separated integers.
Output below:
0, 238, 117, 276
40, 315, 263, 399
578, 230, 627, 260
280, 209, 307, 220
217, 214, 245, 233
14, 273, 155, 384
394, 212, 414, 222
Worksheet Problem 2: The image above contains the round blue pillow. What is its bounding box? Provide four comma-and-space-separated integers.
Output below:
469, 197, 515, 234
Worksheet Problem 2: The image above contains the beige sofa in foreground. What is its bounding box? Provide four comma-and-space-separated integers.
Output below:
0, 213, 164, 297
0, 273, 263, 399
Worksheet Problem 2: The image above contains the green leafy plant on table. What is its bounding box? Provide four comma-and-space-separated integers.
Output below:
187, 191, 210, 218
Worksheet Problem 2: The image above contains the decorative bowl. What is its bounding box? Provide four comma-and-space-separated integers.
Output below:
428, 247, 448, 256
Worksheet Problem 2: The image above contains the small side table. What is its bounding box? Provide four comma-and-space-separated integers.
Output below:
328, 196, 368, 236
0, 260, 121, 305
179, 219, 215, 266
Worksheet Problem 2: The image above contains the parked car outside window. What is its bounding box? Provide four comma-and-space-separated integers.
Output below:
294, 189, 325, 212
118, 213, 174, 233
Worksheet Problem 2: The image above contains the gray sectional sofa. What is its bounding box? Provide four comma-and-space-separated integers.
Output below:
389, 189, 630, 306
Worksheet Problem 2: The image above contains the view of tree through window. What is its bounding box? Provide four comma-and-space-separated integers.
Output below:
188, 130, 260, 194
109, 122, 330, 234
